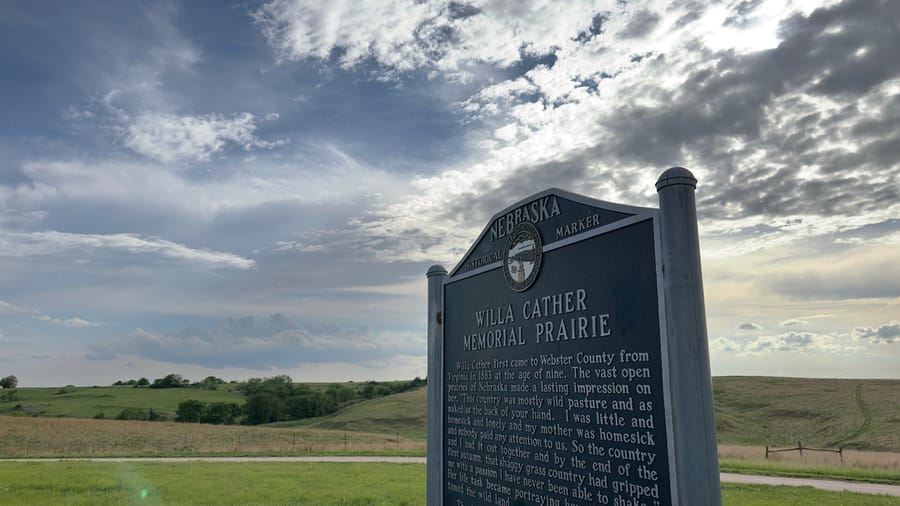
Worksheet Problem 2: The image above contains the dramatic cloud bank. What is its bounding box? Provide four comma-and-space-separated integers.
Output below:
1, 0, 898, 384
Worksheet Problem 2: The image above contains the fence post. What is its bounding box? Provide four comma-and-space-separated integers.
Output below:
765, 446, 769, 459
798, 442, 803, 462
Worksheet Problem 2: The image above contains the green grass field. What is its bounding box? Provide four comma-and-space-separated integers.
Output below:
0, 462, 425, 505
5, 377, 900, 454
721, 483, 899, 505
2, 378, 900, 503
0, 462, 897, 505
2, 377, 900, 490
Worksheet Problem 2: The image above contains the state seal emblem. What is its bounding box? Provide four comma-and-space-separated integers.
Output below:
503, 222, 542, 292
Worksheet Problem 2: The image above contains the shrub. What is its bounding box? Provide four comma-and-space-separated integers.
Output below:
175, 400, 204, 423
115, 407, 147, 421
147, 408, 166, 421
201, 402, 241, 425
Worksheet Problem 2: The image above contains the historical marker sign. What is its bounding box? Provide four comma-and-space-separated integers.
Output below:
440, 189, 677, 506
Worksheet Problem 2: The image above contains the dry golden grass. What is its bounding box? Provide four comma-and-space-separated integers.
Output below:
719, 444, 900, 471
713, 377, 900, 452
0, 416, 424, 457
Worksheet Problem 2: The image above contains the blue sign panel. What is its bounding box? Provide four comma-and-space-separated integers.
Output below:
443, 190, 676, 506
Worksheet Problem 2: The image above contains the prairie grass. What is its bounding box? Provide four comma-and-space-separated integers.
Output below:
269, 387, 427, 440
714, 377, 900, 452
719, 445, 900, 484
0, 416, 424, 458
720, 444, 900, 469
6, 378, 900, 453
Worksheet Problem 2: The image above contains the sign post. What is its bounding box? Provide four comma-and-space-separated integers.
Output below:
656, 168, 721, 505
427, 264, 448, 506
426, 168, 720, 506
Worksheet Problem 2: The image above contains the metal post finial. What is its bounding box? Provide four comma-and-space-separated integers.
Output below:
656, 167, 697, 190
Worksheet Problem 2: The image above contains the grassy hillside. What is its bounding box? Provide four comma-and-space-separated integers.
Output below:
0, 384, 429, 457
713, 377, 900, 452
0, 416, 424, 457
3, 377, 899, 455
0, 385, 244, 420
269, 387, 427, 440
284, 377, 900, 452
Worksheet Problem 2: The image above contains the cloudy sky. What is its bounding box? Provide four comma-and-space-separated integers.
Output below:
1, 0, 898, 386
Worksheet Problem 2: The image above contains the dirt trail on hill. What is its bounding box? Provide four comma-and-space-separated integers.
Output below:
831, 383, 874, 448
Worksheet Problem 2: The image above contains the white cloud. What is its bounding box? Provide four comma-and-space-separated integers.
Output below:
242, 0, 900, 337
16, 159, 188, 209
14, 149, 400, 219
757, 332, 815, 352
701, 211, 900, 260
274, 241, 326, 253
1, 299, 103, 328
837, 230, 900, 245
778, 315, 834, 328
123, 112, 278, 163
712, 331, 856, 356
253, 0, 613, 79
36, 315, 103, 328
0, 300, 28, 315
711, 337, 742, 353
94, 314, 424, 369
61, 3, 203, 128
853, 322, 900, 344
493, 123, 519, 142
123, 112, 284, 165
0, 230, 255, 269
251, 1, 883, 267
6, 0, 900, 383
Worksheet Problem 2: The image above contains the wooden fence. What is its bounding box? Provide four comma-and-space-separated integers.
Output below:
765, 442, 843, 463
